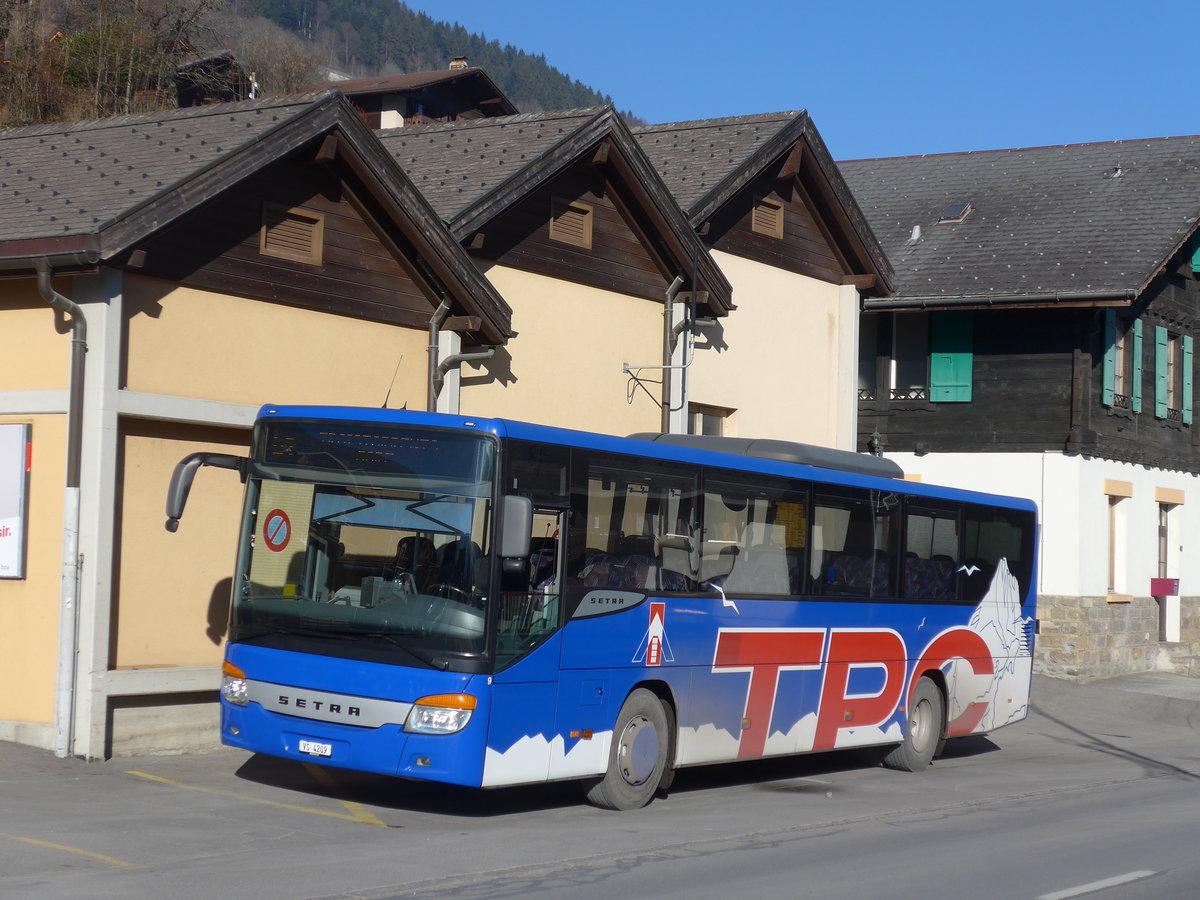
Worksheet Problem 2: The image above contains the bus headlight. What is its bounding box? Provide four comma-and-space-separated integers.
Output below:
404, 694, 476, 734
221, 660, 249, 707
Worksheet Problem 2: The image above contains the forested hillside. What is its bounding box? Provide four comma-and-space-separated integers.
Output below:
250, 0, 627, 116
0, 0, 631, 127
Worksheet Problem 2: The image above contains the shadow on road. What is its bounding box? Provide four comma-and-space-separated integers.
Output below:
233, 736, 1006, 817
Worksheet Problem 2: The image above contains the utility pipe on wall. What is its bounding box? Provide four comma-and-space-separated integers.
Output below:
35, 259, 87, 759
427, 299, 451, 412
661, 276, 684, 433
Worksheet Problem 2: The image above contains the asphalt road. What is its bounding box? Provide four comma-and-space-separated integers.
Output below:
1, 672, 1198, 899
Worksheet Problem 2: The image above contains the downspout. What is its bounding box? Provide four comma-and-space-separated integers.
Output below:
661, 276, 684, 433
433, 348, 496, 409
427, 299, 451, 411
427, 297, 495, 411
35, 259, 87, 760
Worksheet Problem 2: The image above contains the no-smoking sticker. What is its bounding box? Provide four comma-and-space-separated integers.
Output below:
263, 509, 292, 552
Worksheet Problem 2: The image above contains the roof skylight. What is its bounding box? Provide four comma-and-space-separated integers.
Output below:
937, 202, 972, 225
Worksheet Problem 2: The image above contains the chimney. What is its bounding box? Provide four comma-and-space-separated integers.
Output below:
449, 56, 468, 69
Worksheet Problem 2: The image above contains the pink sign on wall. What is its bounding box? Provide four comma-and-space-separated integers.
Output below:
0, 424, 30, 579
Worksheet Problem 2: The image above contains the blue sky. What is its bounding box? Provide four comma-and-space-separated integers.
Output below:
401, 0, 1194, 161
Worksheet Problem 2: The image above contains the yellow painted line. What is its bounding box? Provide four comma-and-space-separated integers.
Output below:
126, 771, 385, 826
0, 832, 138, 869
303, 763, 387, 826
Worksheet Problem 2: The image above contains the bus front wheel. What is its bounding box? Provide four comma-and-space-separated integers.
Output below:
584, 689, 669, 810
883, 676, 944, 772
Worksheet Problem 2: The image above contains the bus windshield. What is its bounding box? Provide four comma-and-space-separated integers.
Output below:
231, 421, 496, 668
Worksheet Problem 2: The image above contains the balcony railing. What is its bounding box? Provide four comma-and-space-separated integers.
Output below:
858, 387, 929, 402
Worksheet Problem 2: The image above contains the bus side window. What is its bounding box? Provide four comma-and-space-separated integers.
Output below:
567, 452, 699, 593
902, 501, 961, 601
962, 504, 1036, 605
702, 473, 808, 597
813, 487, 898, 598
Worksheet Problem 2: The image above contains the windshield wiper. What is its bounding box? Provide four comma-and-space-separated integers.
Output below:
359, 631, 449, 670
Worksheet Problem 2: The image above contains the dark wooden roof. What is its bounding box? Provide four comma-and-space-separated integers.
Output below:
379, 107, 734, 314
839, 136, 1200, 309
380, 108, 600, 221
306, 67, 518, 116
0, 90, 513, 342
634, 111, 892, 295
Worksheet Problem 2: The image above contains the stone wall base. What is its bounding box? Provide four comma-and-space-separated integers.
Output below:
1035, 594, 1200, 682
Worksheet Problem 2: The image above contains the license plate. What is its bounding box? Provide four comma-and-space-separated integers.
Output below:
298, 739, 333, 757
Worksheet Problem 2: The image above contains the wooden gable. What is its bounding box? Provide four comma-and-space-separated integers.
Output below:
127, 157, 432, 328
465, 160, 671, 302
704, 162, 848, 285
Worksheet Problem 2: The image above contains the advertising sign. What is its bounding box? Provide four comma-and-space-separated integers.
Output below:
0, 424, 31, 579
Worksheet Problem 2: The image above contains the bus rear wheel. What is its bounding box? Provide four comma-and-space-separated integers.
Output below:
584, 689, 669, 810
883, 677, 944, 772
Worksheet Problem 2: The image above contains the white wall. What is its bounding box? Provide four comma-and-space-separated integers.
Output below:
888, 451, 1199, 599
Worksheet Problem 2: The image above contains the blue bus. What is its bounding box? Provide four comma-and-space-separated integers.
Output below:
167, 406, 1038, 810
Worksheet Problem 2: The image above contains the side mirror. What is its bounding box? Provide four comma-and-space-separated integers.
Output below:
165, 452, 246, 532
498, 495, 532, 560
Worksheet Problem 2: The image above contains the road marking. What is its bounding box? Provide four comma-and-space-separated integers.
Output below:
126, 771, 386, 826
1037, 870, 1157, 900
303, 763, 388, 826
0, 832, 138, 869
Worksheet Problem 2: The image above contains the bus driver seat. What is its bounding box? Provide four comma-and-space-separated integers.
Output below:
393, 535, 437, 593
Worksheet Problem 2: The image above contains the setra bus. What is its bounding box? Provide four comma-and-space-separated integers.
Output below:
166, 405, 1038, 810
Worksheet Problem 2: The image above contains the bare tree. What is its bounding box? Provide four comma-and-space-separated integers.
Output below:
223, 16, 320, 96
0, 0, 232, 125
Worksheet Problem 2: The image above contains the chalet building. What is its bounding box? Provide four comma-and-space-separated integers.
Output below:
0, 91, 514, 757
840, 137, 1200, 679
174, 51, 253, 107
378, 107, 733, 433
0, 81, 883, 760
306, 65, 518, 129
635, 113, 892, 448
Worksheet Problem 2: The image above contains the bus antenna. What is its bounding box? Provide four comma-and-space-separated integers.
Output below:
382, 354, 404, 408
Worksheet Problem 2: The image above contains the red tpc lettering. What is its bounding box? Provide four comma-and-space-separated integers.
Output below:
713, 629, 825, 758
813, 629, 907, 751
910, 628, 994, 736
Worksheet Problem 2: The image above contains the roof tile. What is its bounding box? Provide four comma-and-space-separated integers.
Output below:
839, 137, 1200, 299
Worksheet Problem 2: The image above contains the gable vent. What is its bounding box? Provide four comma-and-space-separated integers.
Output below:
260, 204, 324, 265
549, 199, 593, 248
751, 197, 784, 239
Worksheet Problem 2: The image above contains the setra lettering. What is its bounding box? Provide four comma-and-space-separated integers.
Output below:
275, 695, 361, 718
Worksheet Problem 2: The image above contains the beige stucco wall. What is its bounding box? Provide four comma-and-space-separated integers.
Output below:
689, 251, 848, 447
114, 422, 249, 669
122, 276, 427, 409
463, 265, 663, 435
0, 414, 65, 725
0, 282, 72, 389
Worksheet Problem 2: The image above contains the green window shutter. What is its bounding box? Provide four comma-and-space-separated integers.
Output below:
1190, 232, 1200, 275
929, 311, 973, 402
1155, 326, 1169, 418
1183, 335, 1194, 425
1102, 309, 1116, 406
1132, 319, 1143, 413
